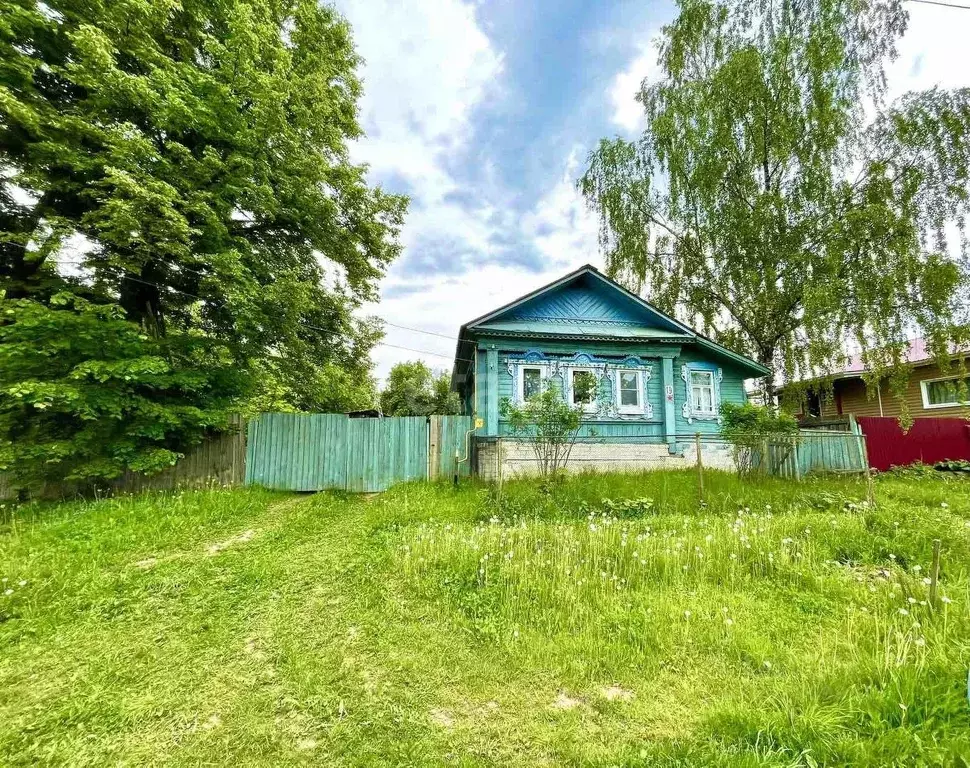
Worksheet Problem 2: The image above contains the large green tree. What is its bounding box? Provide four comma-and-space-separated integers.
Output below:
581, 0, 970, 411
379, 361, 460, 417
0, 0, 405, 485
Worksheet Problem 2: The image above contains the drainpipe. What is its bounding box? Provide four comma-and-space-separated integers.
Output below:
876, 380, 884, 417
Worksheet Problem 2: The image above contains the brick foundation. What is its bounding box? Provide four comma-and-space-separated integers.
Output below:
475, 438, 736, 480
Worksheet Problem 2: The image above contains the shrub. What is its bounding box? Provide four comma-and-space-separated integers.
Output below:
721, 402, 799, 476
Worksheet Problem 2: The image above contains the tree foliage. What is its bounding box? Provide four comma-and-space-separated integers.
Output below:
581, 0, 970, 415
379, 361, 460, 417
501, 383, 587, 477
0, 0, 405, 485
720, 401, 798, 476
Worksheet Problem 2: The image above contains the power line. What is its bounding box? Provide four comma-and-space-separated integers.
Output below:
52, 260, 473, 364
905, 0, 970, 9
56, 260, 461, 342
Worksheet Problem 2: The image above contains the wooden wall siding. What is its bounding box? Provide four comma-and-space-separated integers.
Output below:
508, 284, 643, 323
0, 415, 246, 500
817, 362, 970, 420
672, 349, 749, 438
472, 336, 751, 446
495, 351, 664, 429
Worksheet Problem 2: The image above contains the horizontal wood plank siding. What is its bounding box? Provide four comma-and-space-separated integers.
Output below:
817, 362, 970, 420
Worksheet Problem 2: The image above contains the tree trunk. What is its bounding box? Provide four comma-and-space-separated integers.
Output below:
119, 259, 166, 336
759, 348, 777, 407
0, 201, 47, 300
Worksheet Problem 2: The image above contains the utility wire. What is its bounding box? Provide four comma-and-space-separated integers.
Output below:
905, 0, 970, 9
56, 259, 462, 342
53, 261, 474, 364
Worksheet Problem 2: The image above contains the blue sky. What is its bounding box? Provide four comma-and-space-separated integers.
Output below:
333, 0, 970, 380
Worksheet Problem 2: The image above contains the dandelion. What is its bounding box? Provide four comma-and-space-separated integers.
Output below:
912, 565, 922, 573
922, 577, 932, 586
724, 618, 735, 626
941, 502, 949, 509
907, 597, 917, 604
899, 608, 909, 616
684, 610, 691, 619
889, 554, 896, 560
17, 580, 26, 587
942, 596, 953, 604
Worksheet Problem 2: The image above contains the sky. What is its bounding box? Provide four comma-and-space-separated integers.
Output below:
332, 0, 970, 382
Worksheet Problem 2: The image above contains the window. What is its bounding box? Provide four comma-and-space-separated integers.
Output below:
571, 369, 598, 411
690, 370, 716, 415
614, 369, 644, 414
521, 366, 543, 401
920, 375, 970, 409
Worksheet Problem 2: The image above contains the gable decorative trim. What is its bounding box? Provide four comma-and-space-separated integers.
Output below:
681, 363, 723, 424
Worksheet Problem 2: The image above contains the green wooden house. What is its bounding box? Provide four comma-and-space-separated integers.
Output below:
450, 265, 770, 476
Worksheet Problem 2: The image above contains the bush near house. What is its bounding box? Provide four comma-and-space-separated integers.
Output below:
0, 471, 968, 765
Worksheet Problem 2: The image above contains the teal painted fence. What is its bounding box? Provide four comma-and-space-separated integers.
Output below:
246, 413, 474, 492
429, 415, 477, 480
753, 428, 868, 479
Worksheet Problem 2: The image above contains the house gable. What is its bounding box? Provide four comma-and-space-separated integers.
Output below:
468, 269, 689, 338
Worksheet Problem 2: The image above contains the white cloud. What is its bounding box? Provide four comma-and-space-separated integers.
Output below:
520, 147, 599, 268
339, 0, 609, 382
338, 0, 504, 238
368, 149, 602, 383
609, 37, 662, 133
886, 3, 970, 98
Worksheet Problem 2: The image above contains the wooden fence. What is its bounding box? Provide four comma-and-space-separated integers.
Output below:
0, 415, 247, 500
245, 413, 476, 492
752, 426, 868, 479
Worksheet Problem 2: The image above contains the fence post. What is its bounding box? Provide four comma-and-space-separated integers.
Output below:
695, 432, 704, 504
792, 435, 801, 482
929, 538, 942, 608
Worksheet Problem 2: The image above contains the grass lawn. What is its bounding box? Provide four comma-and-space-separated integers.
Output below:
0, 471, 969, 766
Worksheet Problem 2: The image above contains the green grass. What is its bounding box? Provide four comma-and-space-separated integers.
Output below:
0, 471, 968, 766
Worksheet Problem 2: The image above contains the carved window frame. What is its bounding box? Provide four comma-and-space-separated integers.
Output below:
681, 363, 723, 424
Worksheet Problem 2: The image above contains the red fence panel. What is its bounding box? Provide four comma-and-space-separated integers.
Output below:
857, 416, 970, 471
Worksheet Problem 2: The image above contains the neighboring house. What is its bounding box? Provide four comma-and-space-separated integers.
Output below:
782, 338, 969, 420
449, 264, 770, 476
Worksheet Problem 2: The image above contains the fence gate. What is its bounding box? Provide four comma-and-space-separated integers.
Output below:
245, 413, 431, 492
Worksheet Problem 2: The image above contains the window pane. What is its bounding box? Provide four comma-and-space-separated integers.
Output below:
523, 368, 542, 400
690, 370, 712, 388
620, 371, 639, 406
689, 370, 715, 413
927, 377, 970, 406
572, 371, 597, 404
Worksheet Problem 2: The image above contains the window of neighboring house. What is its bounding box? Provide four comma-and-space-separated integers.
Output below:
519, 365, 545, 402
920, 375, 970, 409
571, 369, 598, 412
615, 369, 644, 414
690, 370, 717, 415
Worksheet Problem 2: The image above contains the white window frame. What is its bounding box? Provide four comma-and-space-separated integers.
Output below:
920, 374, 970, 409
681, 364, 723, 424
614, 368, 645, 415
569, 367, 599, 413
517, 364, 547, 404
690, 370, 717, 416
